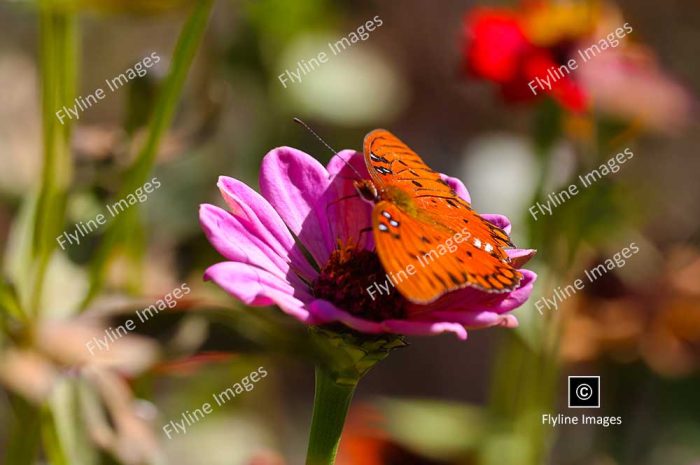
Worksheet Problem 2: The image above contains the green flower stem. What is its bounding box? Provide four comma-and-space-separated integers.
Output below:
304, 328, 406, 465
305, 366, 358, 465
81, 0, 214, 309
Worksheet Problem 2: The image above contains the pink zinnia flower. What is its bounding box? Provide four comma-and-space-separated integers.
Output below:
199, 147, 536, 340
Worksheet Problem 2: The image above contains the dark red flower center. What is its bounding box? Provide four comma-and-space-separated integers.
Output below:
312, 245, 407, 322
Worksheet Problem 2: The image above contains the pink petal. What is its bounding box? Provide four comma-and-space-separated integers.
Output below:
199, 204, 289, 279
481, 213, 511, 234
441, 174, 472, 203
308, 299, 385, 332
381, 320, 468, 340
308, 300, 468, 339
486, 268, 537, 313
508, 248, 536, 268
204, 262, 312, 322
259, 147, 334, 268
410, 269, 537, 315
217, 176, 318, 282
427, 310, 519, 329
325, 150, 374, 251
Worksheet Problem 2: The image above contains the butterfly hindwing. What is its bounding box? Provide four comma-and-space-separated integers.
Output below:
418, 196, 515, 257
363, 130, 522, 303
373, 202, 520, 303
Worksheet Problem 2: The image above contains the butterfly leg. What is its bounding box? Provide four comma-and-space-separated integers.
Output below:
356, 226, 373, 245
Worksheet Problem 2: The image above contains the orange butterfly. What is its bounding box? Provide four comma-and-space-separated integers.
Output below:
354, 130, 522, 304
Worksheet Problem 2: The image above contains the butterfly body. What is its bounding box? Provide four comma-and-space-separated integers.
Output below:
356, 181, 421, 219
355, 129, 523, 304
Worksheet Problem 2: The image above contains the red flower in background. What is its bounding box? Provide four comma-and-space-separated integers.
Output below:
462, 6, 587, 111
462, 1, 693, 132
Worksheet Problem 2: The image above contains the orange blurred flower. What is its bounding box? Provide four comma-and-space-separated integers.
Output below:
561, 246, 700, 377
336, 405, 457, 465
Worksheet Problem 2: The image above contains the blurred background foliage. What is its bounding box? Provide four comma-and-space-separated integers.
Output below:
0, 0, 699, 464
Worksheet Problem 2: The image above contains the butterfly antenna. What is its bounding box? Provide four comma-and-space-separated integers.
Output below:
293, 117, 365, 180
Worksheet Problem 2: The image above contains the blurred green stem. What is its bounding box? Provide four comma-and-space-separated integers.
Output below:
4, 396, 41, 465
81, 0, 214, 309
41, 406, 70, 465
29, 6, 77, 316
487, 276, 561, 465
484, 101, 564, 465
19, 6, 80, 464
305, 367, 357, 465
487, 105, 626, 465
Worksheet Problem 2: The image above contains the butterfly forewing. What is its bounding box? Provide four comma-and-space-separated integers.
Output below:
363, 130, 454, 196
363, 129, 522, 303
